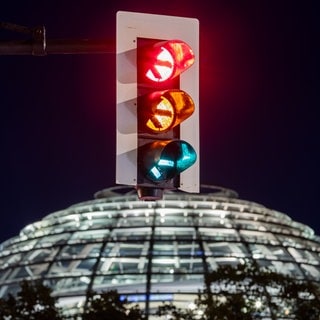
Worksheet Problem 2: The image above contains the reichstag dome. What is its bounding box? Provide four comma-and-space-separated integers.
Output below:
0, 185, 319, 319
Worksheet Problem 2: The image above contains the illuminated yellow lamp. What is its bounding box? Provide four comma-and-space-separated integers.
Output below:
140, 89, 195, 133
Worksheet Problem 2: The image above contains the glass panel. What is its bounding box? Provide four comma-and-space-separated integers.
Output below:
195, 216, 230, 227
239, 230, 279, 245
152, 240, 202, 257
59, 243, 102, 259
0, 252, 24, 269
250, 244, 293, 260
150, 276, 204, 293
300, 264, 320, 280
178, 242, 203, 257
2, 239, 38, 254
110, 228, 151, 241
180, 258, 204, 272
115, 216, 151, 227
118, 243, 146, 256
257, 260, 303, 278
98, 257, 148, 273
212, 257, 242, 268
8, 263, 49, 280
153, 242, 176, 256
49, 277, 89, 294
68, 230, 109, 243
35, 233, 71, 247
205, 242, 249, 258
0, 269, 12, 283
199, 228, 240, 241
155, 214, 194, 226
151, 257, 204, 273
276, 234, 320, 251
287, 247, 319, 263
24, 247, 59, 263
48, 258, 97, 275
154, 227, 195, 240
152, 257, 176, 273
93, 275, 147, 293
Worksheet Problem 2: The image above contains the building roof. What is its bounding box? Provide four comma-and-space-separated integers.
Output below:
0, 185, 319, 318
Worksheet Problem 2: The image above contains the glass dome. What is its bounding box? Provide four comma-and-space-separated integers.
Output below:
0, 185, 319, 319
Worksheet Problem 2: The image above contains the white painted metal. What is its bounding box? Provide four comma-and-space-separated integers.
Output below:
116, 11, 199, 193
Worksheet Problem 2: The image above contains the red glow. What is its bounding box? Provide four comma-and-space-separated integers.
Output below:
143, 40, 195, 83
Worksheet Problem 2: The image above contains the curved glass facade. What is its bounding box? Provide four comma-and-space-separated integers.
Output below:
0, 185, 319, 318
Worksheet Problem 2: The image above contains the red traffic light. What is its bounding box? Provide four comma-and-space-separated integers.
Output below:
139, 39, 195, 83
136, 36, 197, 199
116, 11, 199, 198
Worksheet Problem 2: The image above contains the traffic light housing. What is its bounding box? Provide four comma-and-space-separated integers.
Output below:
116, 11, 199, 200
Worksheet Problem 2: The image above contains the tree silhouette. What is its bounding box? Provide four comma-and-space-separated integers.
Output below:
82, 290, 145, 320
1, 267, 319, 320
197, 262, 320, 320
155, 262, 320, 320
156, 302, 199, 320
0, 280, 63, 319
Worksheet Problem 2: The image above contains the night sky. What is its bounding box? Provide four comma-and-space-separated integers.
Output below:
1, 1, 319, 244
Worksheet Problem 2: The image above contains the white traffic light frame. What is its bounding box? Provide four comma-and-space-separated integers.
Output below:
116, 11, 199, 193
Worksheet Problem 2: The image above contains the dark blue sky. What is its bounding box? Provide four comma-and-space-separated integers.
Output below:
1, 0, 319, 243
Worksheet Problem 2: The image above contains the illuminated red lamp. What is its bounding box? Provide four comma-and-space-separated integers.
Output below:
140, 40, 195, 83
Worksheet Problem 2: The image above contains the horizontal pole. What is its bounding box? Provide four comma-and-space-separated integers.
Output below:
0, 38, 116, 55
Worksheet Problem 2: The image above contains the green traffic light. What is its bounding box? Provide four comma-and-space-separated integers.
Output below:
141, 140, 197, 182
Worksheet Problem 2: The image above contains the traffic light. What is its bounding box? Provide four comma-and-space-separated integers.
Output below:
116, 11, 199, 200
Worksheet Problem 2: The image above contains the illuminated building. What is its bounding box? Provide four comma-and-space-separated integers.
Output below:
0, 185, 319, 318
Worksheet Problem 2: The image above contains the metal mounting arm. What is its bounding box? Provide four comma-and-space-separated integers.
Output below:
0, 22, 115, 55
